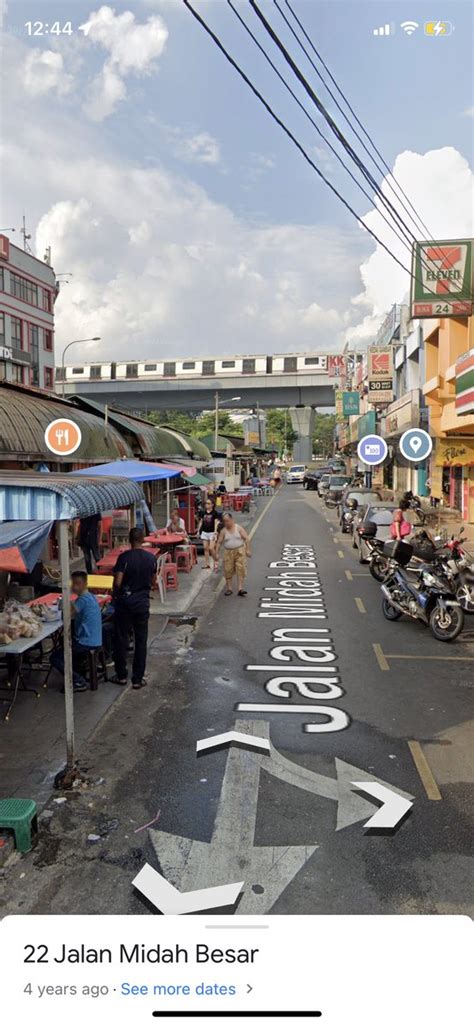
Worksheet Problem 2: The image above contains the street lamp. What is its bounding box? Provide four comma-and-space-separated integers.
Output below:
214, 393, 241, 451
61, 337, 101, 398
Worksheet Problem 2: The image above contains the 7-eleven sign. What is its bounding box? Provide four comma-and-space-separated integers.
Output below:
411, 238, 473, 317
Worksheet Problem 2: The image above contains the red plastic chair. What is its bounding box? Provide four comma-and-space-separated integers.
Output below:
164, 562, 179, 590
233, 495, 244, 512
176, 548, 193, 573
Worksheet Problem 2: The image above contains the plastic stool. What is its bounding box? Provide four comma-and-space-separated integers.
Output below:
164, 562, 179, 590
87, 647, 108, 692
233, 496, 244, 512
0, 798, 38, 853
175, 548, 193, 573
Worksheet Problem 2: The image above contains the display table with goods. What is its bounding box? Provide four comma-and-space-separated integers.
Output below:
0, 601, 62, 721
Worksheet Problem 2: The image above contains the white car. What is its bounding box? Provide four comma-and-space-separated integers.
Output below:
286, 464, 306, 484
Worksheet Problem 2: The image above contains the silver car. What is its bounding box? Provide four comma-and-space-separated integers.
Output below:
317, 473, 331, 497
353, 504, 397, 562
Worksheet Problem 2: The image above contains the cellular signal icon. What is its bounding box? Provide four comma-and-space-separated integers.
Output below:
373, 23, 395, 36
401, 21, 419, 35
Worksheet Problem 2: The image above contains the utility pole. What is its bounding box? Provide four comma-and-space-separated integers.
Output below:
214, 391, 219, 452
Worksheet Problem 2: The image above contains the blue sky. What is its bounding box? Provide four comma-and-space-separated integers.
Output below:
2, 0, 473, 359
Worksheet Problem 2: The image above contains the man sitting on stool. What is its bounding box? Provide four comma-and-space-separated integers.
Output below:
51, 571, 102, 692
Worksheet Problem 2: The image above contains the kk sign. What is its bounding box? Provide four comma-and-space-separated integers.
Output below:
367, 345, 393, 404
411, 239, 473, 317
455, 348, 474, 416
342, 391, 360, 417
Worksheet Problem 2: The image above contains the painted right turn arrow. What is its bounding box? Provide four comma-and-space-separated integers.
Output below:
351, 781, 413, 830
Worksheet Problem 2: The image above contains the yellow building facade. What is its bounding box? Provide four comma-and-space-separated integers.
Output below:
423, 315, 474, 521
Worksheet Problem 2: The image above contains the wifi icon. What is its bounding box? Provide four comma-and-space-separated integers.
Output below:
401, 20, 419, 34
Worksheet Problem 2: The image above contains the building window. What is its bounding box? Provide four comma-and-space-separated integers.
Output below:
266, 356, 273, 373
42, 289, 52, 312
182, 361, 195, 370
11, 316, 22, 348
44, 367, 53, 389
163, 361, 176, 376
202, 360, 215, 375
0, 361, 6, 381
90, 365, 102, 379
44, 329, 53, 351
126, 363, 138, 377
304, 357, 320, 365
0, 312, 4, 345
29, 324, 39, 386
11, 364, 23, 385
222, 360, 235, 368
0, 268, 4, 290
242, 358, 256, 374
10, 272, 38, 306
71, 367, 84, 374
283, 356, 297, 372
144, 363, 157, 372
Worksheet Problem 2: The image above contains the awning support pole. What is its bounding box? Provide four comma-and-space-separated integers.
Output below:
166, 479, 171, 522
130, 503, 136, 529
58, 520, 75, 770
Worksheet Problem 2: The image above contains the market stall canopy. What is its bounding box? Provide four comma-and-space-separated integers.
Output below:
0, 471, 144, 521
0, 383, 132, 463
0, 520, 53, 572
72, 459, 182, 482
71, 398, 211, 461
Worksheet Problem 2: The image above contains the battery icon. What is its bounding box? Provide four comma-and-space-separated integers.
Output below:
424, 20, 453, 35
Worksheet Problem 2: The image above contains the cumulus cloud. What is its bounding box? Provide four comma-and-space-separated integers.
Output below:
174, 131, 221, 165
83, 5, 168, 121
345, 146, 474, 345
23, 50, 73, 97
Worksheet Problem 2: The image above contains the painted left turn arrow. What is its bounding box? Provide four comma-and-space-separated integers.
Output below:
133, 863, 243, 915
351, 781, 413, 830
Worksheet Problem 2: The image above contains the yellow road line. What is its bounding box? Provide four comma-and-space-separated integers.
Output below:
337, 550, 344, 559
408, 741, 442, 801
354, 597, 366, 614
385, 653, 474, 662
345, 570, 353, 581
373, 643, 390, 671
332, 536, 339, 543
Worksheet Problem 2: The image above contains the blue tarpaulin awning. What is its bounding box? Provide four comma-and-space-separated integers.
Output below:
0, 471, 144, 521
71, 459, 182, 482
0, 520, 53, 573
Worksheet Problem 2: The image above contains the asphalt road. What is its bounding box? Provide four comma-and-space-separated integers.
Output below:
4, 485, 473, 916
139, 484, 474, 915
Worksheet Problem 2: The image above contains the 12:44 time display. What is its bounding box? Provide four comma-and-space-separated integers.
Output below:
25, 21, 73, 35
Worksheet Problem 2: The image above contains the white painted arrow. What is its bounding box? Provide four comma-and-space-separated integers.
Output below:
196, 730, 271, 755
132, 862, 244, 915
351, 781, 413, 830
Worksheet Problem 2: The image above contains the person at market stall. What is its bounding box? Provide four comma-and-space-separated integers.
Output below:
217, 480, 227, 494
50, 571, 102, 693
112, 527, 157, 690
198, 498, 222, 571
78, 513, 101, 574
215, 512, 251, 596
164, 507, 189, 539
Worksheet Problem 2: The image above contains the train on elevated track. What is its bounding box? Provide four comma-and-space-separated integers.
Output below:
58, 351, 342, 384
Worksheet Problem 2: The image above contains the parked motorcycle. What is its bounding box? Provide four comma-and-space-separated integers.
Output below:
432, 528, 474, 614
402, 491, 426, 525
380, 540, 464, 642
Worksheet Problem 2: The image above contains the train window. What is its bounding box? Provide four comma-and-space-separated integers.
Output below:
90, 365, 102, 378
111, 362, 117, 379
164, 361, 176, 376
71, 367, 84, 374
202, 360, 215, 375
126, 363, 138, 377
182, 361, 195, 370
144, 363, 157, 372
222, 360, 235, 368
283, 357, 297, 372
242, 358, 256, 374
266, 356, 273, 373
55, 367, 65, 380
304, 357, 320, 365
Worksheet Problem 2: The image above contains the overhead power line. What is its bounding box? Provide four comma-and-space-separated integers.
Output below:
227, 0, 418, 260
279, 0, 435, 240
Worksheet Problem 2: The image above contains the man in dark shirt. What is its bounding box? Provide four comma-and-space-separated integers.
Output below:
78, 514, 101, 573
112, 527, 157, 689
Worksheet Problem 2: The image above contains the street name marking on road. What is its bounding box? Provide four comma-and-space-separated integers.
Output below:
351, 781, 413, 830
148, 720, 415, 914
196, 731, 271, 755
133, 863, 243, 915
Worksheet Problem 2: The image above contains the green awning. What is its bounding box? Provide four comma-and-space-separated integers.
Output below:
186, 471, 213, 486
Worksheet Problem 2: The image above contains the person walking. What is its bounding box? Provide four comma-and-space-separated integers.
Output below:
272, 465, 282, 488
78, 513, 101, 573
390, 499, 412, 541
112, 527, 157, 689
198, 498, 222, 570
50, 571, 102, 692
215, 512, 251, 596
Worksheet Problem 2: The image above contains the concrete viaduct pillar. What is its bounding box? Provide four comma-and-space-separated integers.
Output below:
289, 406, 315, 464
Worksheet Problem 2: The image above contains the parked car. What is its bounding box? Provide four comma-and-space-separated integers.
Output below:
317, 473, 332, 497
339, 488, 383, 532
303, 466, 331, 490
286, 463, 306, 484
323, 474, 352, 507
353, 504, 397, 562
